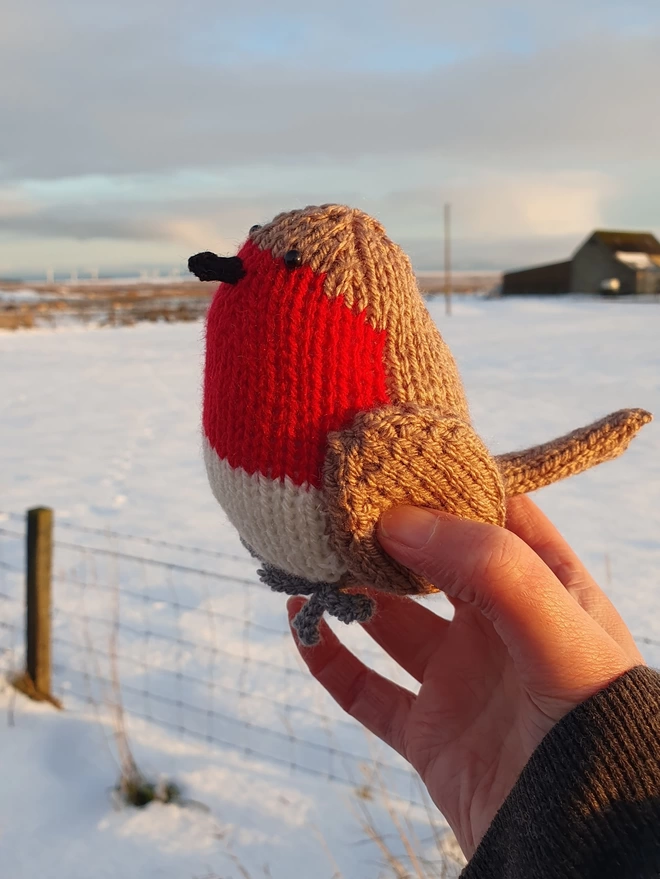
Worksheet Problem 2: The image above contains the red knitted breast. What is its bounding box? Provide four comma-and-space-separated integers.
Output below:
203, 240, 390, 489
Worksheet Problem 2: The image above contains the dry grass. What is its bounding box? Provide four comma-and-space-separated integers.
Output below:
10, 670, 62, 708
0, 280, 216, 330
1, 275, 500, 331
73, 557, 182, 809
0, 308, 35, 330
416, 273, 500, 296
349, 765, 465, 879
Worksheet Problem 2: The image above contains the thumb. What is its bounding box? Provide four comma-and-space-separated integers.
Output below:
377, 507, 632, 693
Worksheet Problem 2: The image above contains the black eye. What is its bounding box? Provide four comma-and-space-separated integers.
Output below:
249, 224, 262, 234
284, 249, 302, 269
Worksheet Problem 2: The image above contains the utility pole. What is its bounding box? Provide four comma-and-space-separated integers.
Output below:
444, 203, 452, 317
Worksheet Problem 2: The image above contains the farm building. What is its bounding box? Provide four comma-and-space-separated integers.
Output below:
502, 230, 660, 295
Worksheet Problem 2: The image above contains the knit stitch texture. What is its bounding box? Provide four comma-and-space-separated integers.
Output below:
194, 204, 652, 644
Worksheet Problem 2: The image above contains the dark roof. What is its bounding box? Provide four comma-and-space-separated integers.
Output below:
591, 230, 660, 255
503, 260, 571, 279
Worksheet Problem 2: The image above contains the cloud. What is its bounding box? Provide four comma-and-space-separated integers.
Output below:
402, 234, 586, 272
0, 212, 168, 242
1, 0, 658, 271
0, 188, 291, 246
1, 167, 611, 239
0, 167, 615, 274
0, 1, 659, 180
378, 170, 612, 237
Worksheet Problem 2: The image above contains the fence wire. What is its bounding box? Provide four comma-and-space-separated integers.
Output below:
0, 526, 24, 677
0, 515, 423, 805
2, 511, 660, 808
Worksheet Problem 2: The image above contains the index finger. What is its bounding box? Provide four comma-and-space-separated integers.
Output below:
362, 591, 450, 684
287, 597, 415, 761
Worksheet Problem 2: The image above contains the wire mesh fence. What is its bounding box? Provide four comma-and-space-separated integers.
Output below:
2, 509, 660, 808
0, 532, 23, 676
0, 511, 427, 805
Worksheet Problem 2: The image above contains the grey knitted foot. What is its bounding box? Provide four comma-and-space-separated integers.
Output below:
256, 562, 318, 597
253, 561, 375, 646
320, 585, 374, 625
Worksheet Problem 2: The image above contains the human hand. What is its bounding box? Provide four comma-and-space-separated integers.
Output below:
287, 496, 644, 858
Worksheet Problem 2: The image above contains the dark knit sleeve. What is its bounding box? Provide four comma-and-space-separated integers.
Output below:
461, 666, 660, 878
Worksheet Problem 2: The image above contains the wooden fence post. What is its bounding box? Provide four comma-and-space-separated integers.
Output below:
26, 506, 53, 697
14, 507, 60, 705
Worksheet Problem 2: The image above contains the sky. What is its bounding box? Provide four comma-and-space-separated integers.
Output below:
1, 0, 659, 277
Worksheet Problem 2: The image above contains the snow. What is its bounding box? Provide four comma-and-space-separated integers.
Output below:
0, 288, 49, 303
1, 297, 659, 878
615, 251, 656, 270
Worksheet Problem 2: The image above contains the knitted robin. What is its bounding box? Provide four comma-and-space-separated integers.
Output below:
190, 204, 652, 646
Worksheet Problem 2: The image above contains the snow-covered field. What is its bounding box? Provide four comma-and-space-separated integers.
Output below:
1, 297, 659, 878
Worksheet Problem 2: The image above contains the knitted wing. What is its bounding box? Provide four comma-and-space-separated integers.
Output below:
323, 404, 506, 596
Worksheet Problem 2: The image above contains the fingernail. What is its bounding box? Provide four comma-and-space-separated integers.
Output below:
379, 506, 439, 550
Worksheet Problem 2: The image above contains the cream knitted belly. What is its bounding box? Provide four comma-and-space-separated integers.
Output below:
203, 438, 347, 583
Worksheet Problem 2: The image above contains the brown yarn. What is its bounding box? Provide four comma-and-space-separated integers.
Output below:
497, 408, 653, 496
205, 204, 652, 608
324, 405, 506, 595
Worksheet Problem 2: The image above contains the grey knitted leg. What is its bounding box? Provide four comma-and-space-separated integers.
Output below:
292, 585, 375, 646
291, 593, 326, 646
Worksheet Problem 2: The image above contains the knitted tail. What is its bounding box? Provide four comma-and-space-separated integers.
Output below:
496, 408, 652, 497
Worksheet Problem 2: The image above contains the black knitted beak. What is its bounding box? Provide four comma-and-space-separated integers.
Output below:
188, 252, 246, 284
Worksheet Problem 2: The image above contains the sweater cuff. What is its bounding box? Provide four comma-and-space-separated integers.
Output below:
462, 665, 660, 878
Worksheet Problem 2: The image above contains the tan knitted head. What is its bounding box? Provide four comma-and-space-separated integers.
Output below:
192, 203, 651, 645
